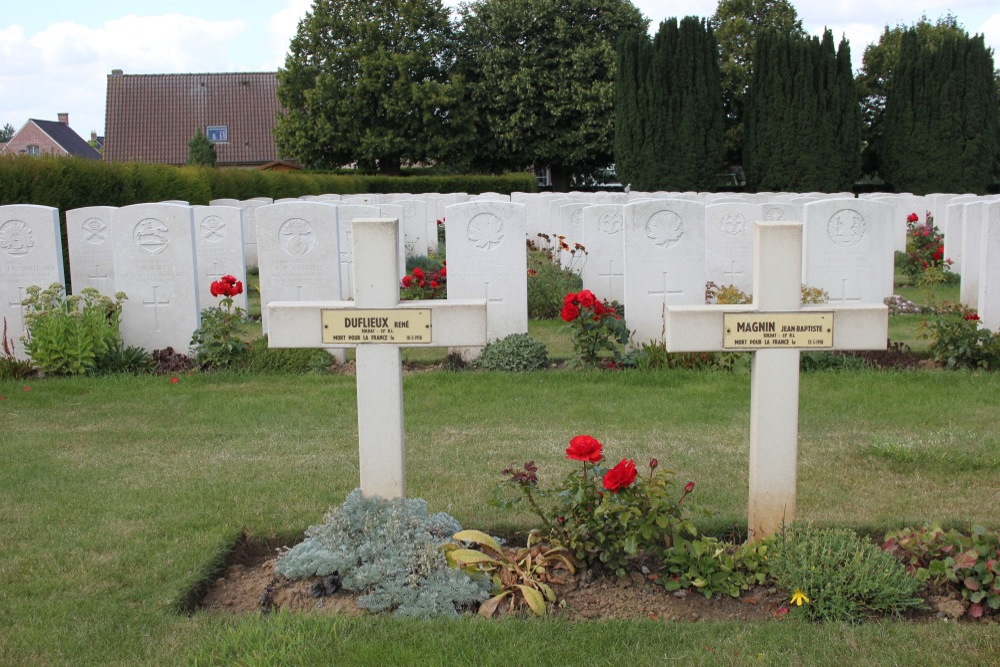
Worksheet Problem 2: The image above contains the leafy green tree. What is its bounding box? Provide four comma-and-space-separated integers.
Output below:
710, 0, 803, 166
187, 129, 217, 167
880, 28, 999, 194
0, 122, 14, 143
857, 13, 968, 177
274, 0, 465, 174
615, 17, 725, 190
743, 29, 860, 191
457, 0, 646, 190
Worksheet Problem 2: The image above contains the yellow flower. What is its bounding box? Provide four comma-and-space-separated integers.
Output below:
790, 589, 809, 606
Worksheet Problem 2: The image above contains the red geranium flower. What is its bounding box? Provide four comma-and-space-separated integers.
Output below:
603, 459, 637, 492
560, 302, 580, 322
906, 213, 919, 223
566, 435, 603, 463
564, 292, 578, 305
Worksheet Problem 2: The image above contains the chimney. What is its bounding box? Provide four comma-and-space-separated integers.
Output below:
91, 131, 97, 142
111, 69, 124, 76
58, 113, 69, 125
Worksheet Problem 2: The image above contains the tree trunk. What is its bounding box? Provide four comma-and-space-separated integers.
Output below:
550, 166, 571, 192
378, 156, 402, 176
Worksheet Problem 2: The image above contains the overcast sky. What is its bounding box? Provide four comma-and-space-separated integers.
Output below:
2, 0, 998, 138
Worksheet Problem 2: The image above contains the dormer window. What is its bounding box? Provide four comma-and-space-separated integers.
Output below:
206, 126, 228, 143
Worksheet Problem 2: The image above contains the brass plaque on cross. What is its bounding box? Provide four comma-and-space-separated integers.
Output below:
723, 312, 833, 349
321, 308, 432, 344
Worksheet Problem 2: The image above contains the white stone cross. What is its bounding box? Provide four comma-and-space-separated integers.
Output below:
664, 222, 887, 541
266, 219, 487, 499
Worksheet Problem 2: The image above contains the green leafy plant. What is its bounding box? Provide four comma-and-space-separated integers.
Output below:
770, 523, 923, 622
492, 435, 699, 576
882, 523, 1000, 619
90, 342, 153, 376
190, 274, 248, 369
560, 290, 630, 367
241, 336, 332, 374
21, 283, 126, 375
660, 535, 774, 598
474, 333, 548, 371
444, 529, 574, 617
921, 310, 1000, 370
526, 242, 583, 319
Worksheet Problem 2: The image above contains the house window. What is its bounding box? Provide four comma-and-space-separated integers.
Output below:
534, 166, 551, 188
206, 126, 229, 143
26, 145, 40, 156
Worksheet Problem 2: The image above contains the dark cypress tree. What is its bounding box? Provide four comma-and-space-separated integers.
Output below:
744, 29, 861, 191
614, 31, 642, 188
881, 29, 999, 194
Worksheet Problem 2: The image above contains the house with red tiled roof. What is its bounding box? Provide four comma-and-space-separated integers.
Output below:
0, 114, 101, 159
103, 70, 285, 167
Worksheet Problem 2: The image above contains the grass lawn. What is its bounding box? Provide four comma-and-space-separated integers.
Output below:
3, 367, 1000, 665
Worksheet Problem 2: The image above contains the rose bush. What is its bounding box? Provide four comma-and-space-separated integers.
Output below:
190, 273, 248, 368
560, 290, 630, 367
493, 434, 699, 576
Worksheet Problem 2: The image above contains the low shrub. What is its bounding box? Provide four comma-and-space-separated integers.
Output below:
770, 523, 923, 622
276, 490, 490, 618
922, 310, 1000, 370
660, 535, 774, 598
526, 247, 582, 319
241, 337, 332, 374
475, 333, 548, 372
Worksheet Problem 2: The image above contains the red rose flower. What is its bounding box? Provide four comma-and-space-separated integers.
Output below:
233, 280, 244, 296
210, 282, 221, 297
684, 481, 695, 493
566, 435, 603, 463
560, 302, 580, 322
593, 301, 606, 317
964, 312, 980, 321
401, 275, 413, 288
419, 280, 426, 288
412, 267, 425, 280
430, 280, 440, 289
577, 290, 597, 308
933, 246, 944, 261
564, 292, 578, 305
603, 459, 637, 492
906, 213, 919, 223
439, 266, 446, 277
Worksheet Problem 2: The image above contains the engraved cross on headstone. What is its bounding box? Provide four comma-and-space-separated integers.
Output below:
835, 277, 863, 303
267, 219, 487, 499
665, 222, 888, 541
143, 286, 170, 332
649, 270, 684, 304
6, 286, 27, 335
599, 259, 624, 296
724, 259, 744, 286
88, 265, 111, 292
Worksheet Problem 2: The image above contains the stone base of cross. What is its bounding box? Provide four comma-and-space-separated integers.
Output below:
267, 219, 487, 499
665, 221, 887, 541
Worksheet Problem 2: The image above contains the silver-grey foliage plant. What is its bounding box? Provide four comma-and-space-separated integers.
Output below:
276, 489, 490, 618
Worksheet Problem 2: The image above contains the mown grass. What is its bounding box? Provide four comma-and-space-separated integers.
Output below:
2, 368, 999, 665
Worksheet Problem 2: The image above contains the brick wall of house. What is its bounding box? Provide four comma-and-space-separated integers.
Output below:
0, 122, 68, 157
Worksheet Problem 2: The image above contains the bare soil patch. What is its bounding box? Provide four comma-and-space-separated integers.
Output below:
194, 535, 954, 622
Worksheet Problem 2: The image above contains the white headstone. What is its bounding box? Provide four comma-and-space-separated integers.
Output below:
255, 201, 341, 334
337, 205, 380, 299
0, 205, 66, 358
193, 205, 248, 313
960, 201, 987, 309
111, 203, 200, 352
66, 206, 117, 296
623, 200, 707, 345
802, 199, 893, 303
267, 219, 487, 498
978, 202, 1000, 331
704, 203, 763, 295
394, 199, 432, 256
942, 195, 979, 272
445, 201, 528, 342
665, 222, 887, 540
580, 204, 625, 304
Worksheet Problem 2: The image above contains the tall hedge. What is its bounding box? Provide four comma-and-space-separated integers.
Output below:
743, 29, 861, 192
880, 29, 999, 195
614, 18, 724, 191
